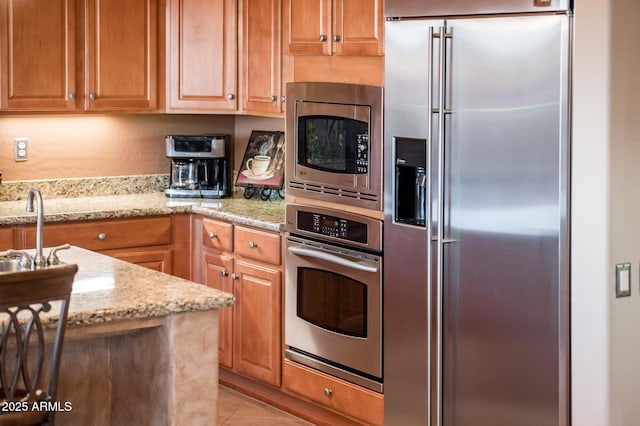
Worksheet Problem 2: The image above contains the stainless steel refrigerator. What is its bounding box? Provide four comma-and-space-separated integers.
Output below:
383, 1, 572, 425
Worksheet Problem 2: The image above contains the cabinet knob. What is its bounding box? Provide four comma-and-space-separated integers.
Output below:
89, 92, 97, 100
332, 35, 341, 42
226, 93, 235, 100
221, 270, 228, 277
98, 232, 106, 240
249, 241, 257, 249
69, 92, 76, 100
324, 388, 333, 397
231, 273, 238, 281
270, 95, 277, 102
209, 231, 217, 239
280, 96, 286, 103
318, 34, 327, 42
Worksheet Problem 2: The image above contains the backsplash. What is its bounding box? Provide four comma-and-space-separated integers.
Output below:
0, 174, 169, 202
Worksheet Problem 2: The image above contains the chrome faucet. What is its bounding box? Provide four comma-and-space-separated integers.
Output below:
26, 188, 45, 268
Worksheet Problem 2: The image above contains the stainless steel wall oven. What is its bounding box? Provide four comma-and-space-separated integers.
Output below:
284, 204, 383, 392
285, 82, 384, 210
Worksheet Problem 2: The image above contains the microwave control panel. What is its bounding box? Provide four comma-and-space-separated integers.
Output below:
297, 210, 367, 244
356, 133, 369, 174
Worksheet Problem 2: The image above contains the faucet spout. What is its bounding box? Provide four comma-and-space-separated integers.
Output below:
26, 188, 45, 268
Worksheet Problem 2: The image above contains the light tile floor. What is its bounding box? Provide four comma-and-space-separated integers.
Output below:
218, 385, 315, 425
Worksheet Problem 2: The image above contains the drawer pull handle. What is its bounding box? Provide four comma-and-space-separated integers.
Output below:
209, 231, 217, 239
221, 270, 228, 277
249, 241, 257, 249
98, 233, 107, 240
324, 388, 333, 397
231, 273, 238, 281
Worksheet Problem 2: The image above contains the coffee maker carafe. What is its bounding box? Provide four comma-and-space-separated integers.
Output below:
165, 134, 231, 198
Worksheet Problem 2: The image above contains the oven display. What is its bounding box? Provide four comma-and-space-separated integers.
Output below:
297, 211, 367, 244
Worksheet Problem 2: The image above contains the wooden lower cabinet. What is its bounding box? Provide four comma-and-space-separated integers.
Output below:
202, 251, 234, 368
233, 260, 281, 385
102, 246, 172, 273
0, 227, 16, 250
283, 360, 384, 426
23, 216, 173, 273
197, 216, 282, 387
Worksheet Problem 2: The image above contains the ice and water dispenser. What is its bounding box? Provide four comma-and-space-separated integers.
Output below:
394, 137, 427, 227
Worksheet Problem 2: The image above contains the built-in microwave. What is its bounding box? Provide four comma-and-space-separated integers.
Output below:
285, 82, 383, 211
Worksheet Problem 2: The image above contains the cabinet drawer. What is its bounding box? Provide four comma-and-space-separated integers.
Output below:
25, 217, 172, 251
201, 218, 233, 252
234, 226, 281, 265
283, 360, 383, 426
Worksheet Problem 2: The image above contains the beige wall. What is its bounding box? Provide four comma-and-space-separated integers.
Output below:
609, 0, 640, 424
573, 0, 640, 424
0, 114, 235, 181
572, 1, 612, 425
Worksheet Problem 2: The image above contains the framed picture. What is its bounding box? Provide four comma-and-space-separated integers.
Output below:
236, 130, 285, 189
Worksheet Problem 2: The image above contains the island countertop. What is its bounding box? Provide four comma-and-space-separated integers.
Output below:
0, 192, 285, 231
45, 245, 235, 328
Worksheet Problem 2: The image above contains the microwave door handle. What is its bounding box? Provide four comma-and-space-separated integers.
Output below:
287, 246, 378, 273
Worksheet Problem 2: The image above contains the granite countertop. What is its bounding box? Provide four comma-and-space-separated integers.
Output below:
0, 192, 285, 232
27, 246, 235, 328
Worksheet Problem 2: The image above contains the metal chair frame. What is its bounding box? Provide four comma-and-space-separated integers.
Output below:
0, 264, 77, 426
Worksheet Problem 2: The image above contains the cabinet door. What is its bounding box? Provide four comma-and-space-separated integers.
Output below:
233, 260, 281, 386
104, 247, 172, 273
333, 0, 383, 56
0, 227, 15, 250
0, 0, 76, 111
241, 0, 282, 115
84, 0, 157, 110
283, 0, 331, 55
203, 251, 234, 369
167, 0, 237, 111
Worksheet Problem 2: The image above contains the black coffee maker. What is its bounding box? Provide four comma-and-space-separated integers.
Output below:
165, 134, 231, 198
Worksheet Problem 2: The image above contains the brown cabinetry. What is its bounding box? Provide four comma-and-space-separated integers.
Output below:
0, 227, 15, 250
0, 0, 158, 112
84, 0, 158, 111
283, 359, 384, 425
0, 0, 76, 111
240, 0, 284, 115
195, 216, 282, 387
23, 216, 172, 273
283, 0, 383, 56
167, 0, 285, 115
166, 0, 237, 112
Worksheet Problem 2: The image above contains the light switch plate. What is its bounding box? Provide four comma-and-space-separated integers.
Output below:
615, 263, 631, 297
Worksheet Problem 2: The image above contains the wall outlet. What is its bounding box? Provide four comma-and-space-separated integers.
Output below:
14, 137, 28, 161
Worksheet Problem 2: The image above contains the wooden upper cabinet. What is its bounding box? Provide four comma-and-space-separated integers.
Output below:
284, 0, 383, 56
167, 0, 237, 112
333, 0, 383, 56
283, 0, 330, 55
84, 0, 158, 111
0, 0, 77, 111
240, 0, 282, 115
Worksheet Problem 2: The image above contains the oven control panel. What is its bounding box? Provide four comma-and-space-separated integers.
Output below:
297, 210, 367, 244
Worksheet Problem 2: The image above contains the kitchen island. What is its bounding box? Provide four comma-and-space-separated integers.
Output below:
41, 246, 235, 426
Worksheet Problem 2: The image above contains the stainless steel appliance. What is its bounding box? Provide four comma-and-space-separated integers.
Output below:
285, 82, 383, 210
165, 134, 230, 198
383, 1, 571, 425
284, 203, 383, 392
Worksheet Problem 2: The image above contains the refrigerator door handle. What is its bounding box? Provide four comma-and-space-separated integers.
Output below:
426, 25, 436, 426
434, 24, 448, 426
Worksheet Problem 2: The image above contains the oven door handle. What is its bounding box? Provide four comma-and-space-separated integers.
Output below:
287, 246, 378, 273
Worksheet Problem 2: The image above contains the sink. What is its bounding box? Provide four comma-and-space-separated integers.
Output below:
0, 258, 25, 273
